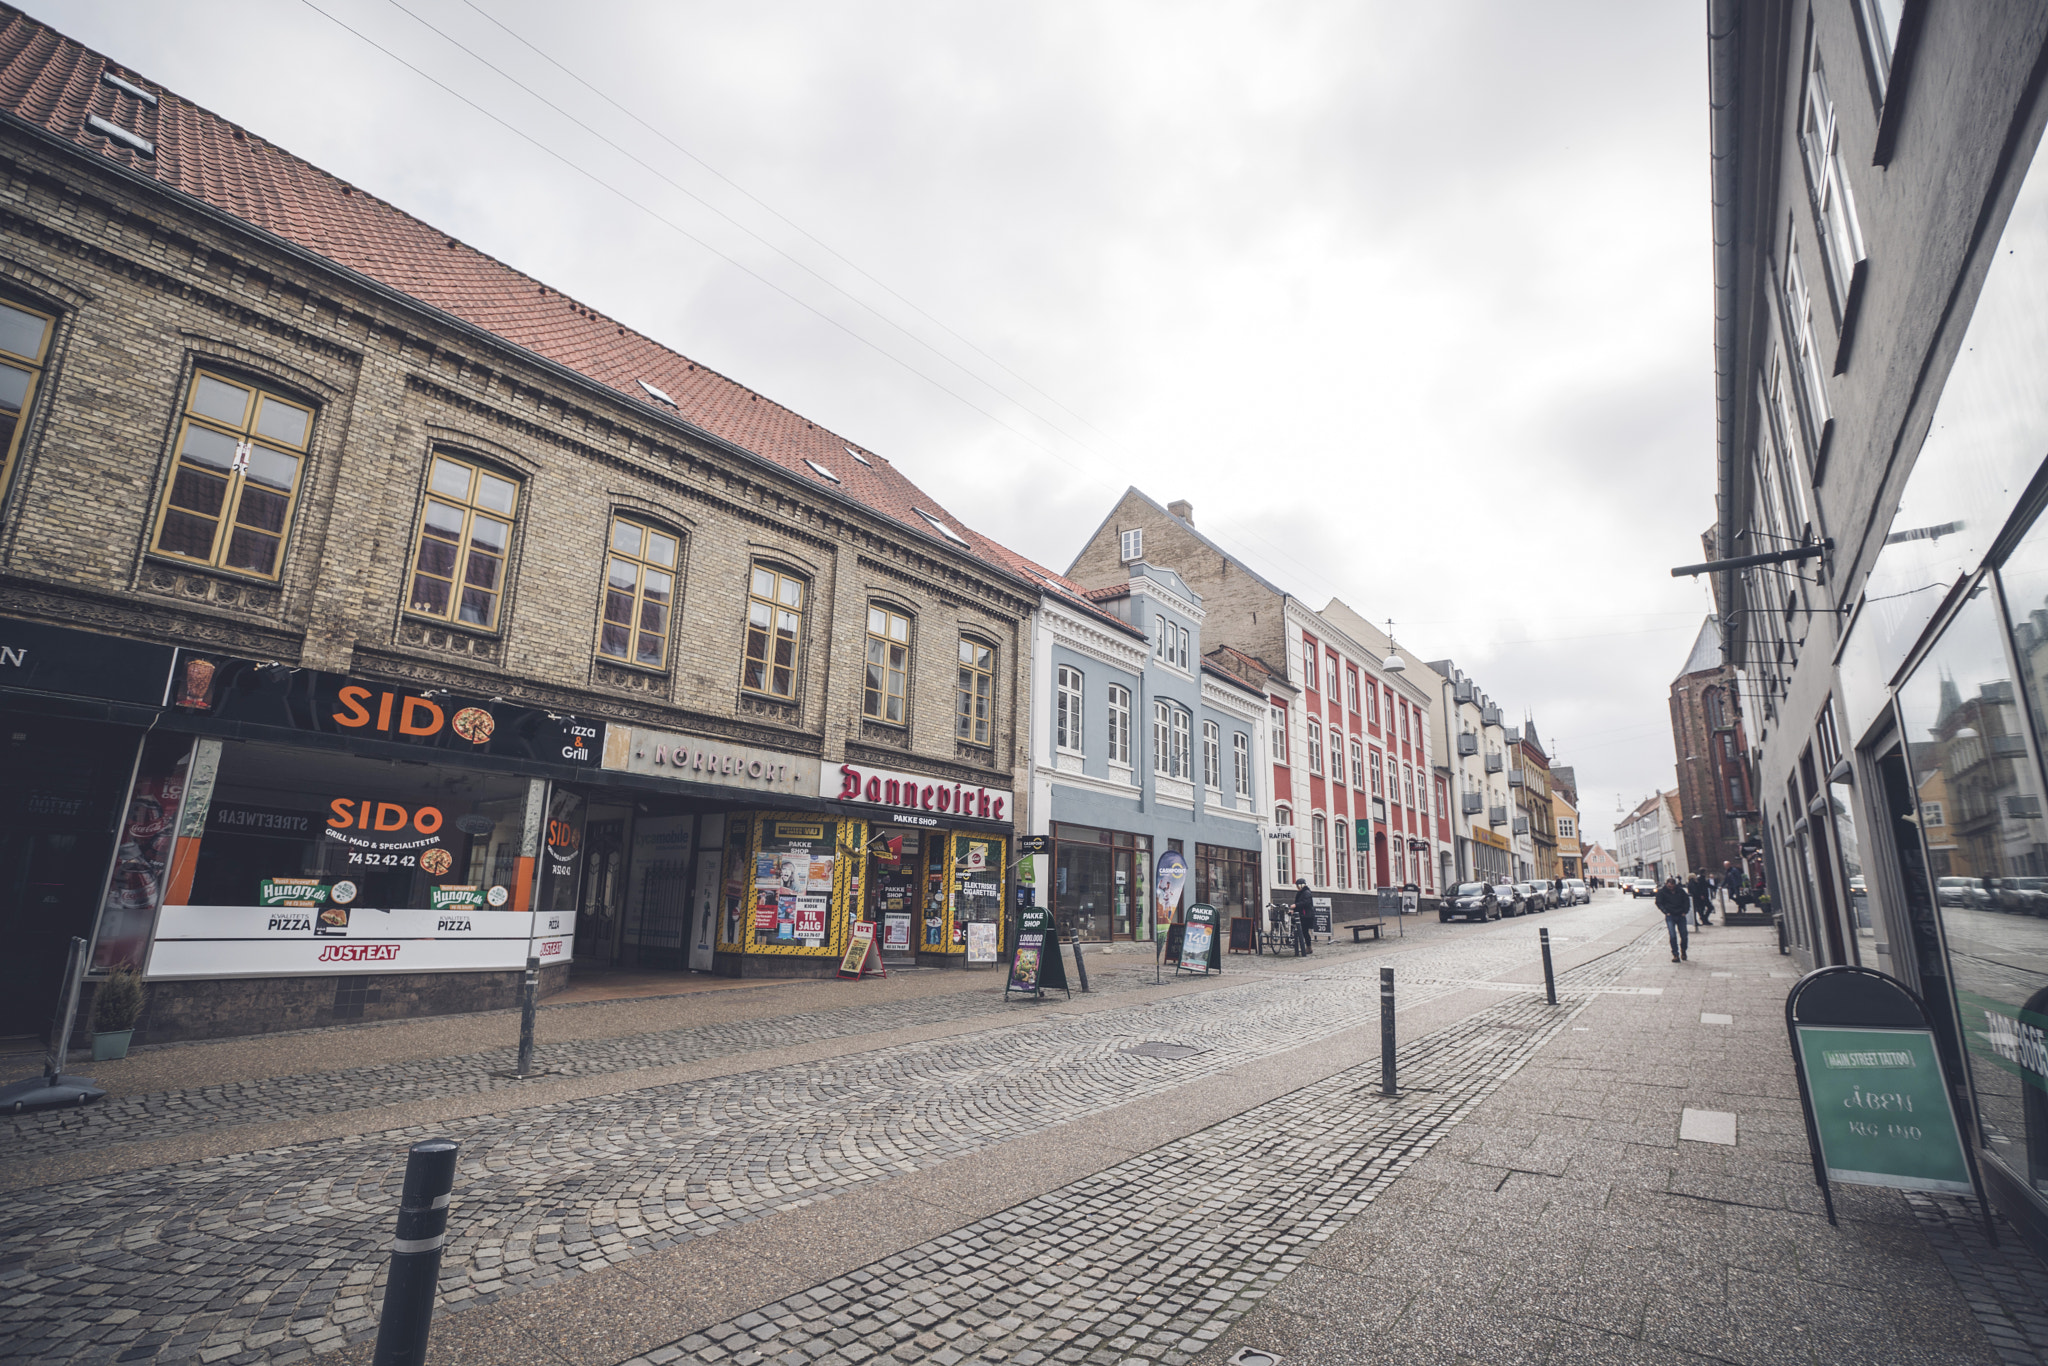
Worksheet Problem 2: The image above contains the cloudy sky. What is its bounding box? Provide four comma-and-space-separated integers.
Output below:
31, 0, 1720, 846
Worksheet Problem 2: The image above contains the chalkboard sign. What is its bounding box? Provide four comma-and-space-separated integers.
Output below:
1786, 966, 1986, 1232
1006, 906, 1069, 1001
1175, 904, 1221, 976
1310, 896, 1333, 938
1376, 887, 1401, 917
1228, 917, 1255, 954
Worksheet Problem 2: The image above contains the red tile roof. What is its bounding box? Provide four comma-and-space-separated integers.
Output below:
0, 6, 1031, 585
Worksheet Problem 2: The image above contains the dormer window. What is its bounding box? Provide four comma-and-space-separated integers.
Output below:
1120, 528, 1143, 562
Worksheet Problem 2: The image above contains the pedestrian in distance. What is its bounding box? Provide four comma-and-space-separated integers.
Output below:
1292, 878, 1315, 956
1656, 875, 1690, 962
1688, 871, 1713, 928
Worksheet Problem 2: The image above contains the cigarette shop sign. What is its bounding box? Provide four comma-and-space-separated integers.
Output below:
825, 762, 1009, 823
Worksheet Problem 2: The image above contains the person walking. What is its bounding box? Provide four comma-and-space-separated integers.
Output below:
1292, 878, 1316, 956
1655, 875, 1691, 962
1688, 871, 1713, 928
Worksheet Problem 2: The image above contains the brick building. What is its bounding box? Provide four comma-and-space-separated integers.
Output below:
1667, 615, 1753, 880
0, 9, 1039, 1041
1065, 489, 1440, 921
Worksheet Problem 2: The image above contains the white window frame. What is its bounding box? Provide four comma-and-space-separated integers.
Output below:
1312, 813, 1329, 886
1270, 705, 1289, 765
1056, 665, 1084, 753
1370, 750, 1382, 796
1335, 818, 1350, 890
1801, 49, 1867, 331
1178, 625, 1191, 671
1120, 528, 1143, 562
1107, 683, 1131, 767
1203, 719, 1222, 790
1783, 243, 1833, 452
1172, 707, 1192, 779
1153, 700, 1172, 776
1347, 665, 1361, 716
1307, 719, 1323, 775
1275, 808, 1293, 885
1233, 732, 1251, 796
1350, 739, 1365, 790
1302, 639, 1319, 693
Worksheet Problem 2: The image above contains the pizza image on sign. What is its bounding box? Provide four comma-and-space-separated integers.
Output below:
419, 847, 454, 876
450, 707, 495, 744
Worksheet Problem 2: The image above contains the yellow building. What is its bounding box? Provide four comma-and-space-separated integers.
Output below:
1553, 787, 1582, 879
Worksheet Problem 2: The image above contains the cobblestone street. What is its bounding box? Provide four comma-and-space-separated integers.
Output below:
6, 897, 2046, 1366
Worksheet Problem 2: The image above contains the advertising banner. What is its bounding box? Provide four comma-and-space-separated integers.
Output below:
1155, 850, 1188, 920
146, 906, 559, 978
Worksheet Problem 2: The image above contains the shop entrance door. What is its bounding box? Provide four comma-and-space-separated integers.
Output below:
578, 818, 627, 969
0, 721, 138, 1040
1112, 848, 1138, 939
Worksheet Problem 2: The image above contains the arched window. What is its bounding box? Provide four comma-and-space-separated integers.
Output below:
1106, 684, 1131, 765
1233, 732, 1251, 795
1056, 666, 1084, 752
956, 636, 995, 744
1275, 806, 1293, 885
1311, 813, 1329, 885
1335, 819, 1350, 889
743, 563, 805, 698
1172, 707, 1191, 779
1154, 700, 1172, 775
1203, 720, 1221, 789
598, 516, 679, 668
407, 452, 515, 627
863, 604, 912, 723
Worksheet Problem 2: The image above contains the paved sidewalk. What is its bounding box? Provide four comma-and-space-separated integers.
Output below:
1198, 922, 2048, 1365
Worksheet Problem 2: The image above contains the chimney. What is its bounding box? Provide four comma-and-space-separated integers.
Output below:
1168, 499, 1193, 524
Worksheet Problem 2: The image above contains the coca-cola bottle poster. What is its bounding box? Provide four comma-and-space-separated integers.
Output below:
92, 736, 189, 970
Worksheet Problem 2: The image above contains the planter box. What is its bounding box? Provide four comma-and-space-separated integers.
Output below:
90, 1029, 132, 1061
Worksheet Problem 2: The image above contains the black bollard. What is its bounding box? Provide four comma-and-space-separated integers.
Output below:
1540, 928, 1557, 1006
1070, 932, 1092, 993
372, 1137, 461, 1366
515, 956, 540, 1078
1379, 966, 1396, 1097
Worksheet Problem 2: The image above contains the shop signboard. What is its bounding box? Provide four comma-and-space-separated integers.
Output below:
601, 724, 817, 794
0, 615, 177, 707
164, 652, 600, 773
1005, 906, 1068, 1000
824, 761, 1011, 824
259, 878, 330, 907
146, 906, 561, 978
1786, 967, 1987, 1231
838, 921, 883, 979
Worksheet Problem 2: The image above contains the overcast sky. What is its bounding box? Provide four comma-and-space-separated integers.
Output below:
31, 0, 1719, 847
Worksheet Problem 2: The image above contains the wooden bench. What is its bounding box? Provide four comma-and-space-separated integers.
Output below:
1349, 920, 1386, 942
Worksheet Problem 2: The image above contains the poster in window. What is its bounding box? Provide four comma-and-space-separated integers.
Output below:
966, 920, 998, 962
794, 895, 828, 944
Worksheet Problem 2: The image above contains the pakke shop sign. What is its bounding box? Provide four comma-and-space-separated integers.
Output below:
824, 762, 1009, 823
169, 652, 598, 768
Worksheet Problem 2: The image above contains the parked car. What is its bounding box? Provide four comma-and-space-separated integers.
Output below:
1936, 876, 1992, 911
1442, 882, 1500, 923
1560, 878, 1589, 905
1524, 880, 1554, 912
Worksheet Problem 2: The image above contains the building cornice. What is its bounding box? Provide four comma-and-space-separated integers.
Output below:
1042, 598, 1149, 672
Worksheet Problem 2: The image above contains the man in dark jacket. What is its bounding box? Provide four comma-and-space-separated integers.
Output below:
1292, 878, 1316, 956
1655, 876, 1690, 961
1688, 871, 1713, 928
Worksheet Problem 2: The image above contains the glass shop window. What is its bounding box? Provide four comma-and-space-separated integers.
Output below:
1899, 576, 2048, 1197
184, 741, 529, 911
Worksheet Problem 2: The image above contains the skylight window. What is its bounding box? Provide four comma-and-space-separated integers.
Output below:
637, 380, 676, 407
844, 445, 873, 467
914, 509, 970, 547
101, 71, 158, 106
804, 458, 840, 483
86, 115, 153, 158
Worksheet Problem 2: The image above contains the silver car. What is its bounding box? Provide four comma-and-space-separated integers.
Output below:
1560, 878, 1589, 905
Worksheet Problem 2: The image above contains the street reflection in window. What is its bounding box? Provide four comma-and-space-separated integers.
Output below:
1900, 583, 2048, 1193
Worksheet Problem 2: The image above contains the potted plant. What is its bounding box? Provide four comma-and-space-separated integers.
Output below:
90, 966, 146, 1061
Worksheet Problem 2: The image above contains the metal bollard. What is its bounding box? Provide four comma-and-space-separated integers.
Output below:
372, 1138, 461, 1366
1379, 967, 1396, 1097
1540, 928, 1557, 1006
1070, 932, 1091, 993
515, 956, 540, 1078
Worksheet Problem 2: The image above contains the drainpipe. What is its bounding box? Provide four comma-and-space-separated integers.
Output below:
1709, 0, 1745, 667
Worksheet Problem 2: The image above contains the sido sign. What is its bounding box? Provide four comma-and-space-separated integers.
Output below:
1786, 967, 1986, 1233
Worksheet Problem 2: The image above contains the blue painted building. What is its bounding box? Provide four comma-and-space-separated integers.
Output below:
1025, 560, 1267, 941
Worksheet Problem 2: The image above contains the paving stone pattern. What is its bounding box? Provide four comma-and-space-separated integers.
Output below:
617, 935, 1656, 1366
0, 908, 1646, 1365
1907, 1191, 2048, 1364
4, 911, 1627, 1159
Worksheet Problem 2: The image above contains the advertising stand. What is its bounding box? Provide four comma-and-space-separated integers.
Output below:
1005, 906, 1068, 1002
1173, 903, 1222, 977
1785, 966, 1991, 1239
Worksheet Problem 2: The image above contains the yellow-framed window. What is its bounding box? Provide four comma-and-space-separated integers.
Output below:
864, 605, 910, 723
0, 298, 54, 506
150, 368, 313, 579
956, 637, 994, 744
743, 563, 803, 698
599, 517, 679, 668
407, 453, 518, 629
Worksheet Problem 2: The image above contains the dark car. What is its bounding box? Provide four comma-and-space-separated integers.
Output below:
1441, 882, 1500, 923
1495, 882, 1529, 916
1512, 881, 1546, 914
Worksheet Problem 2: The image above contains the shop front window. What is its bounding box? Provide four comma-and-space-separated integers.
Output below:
1900, 581, 2048, 1196
182, 741, 531, 913
1052, 823, 1150, 941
